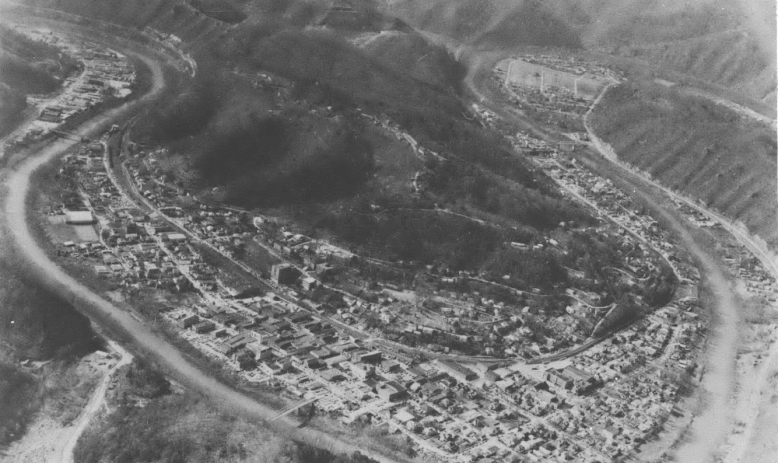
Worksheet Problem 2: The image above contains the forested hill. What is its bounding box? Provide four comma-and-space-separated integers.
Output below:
9, 0, 616, 273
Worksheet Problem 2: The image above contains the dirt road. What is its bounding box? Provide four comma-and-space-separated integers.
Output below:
61, 341, 132, 463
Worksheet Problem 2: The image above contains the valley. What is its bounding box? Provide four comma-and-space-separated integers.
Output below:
0, 1, 774, 463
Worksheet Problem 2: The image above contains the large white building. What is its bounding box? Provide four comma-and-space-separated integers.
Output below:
65, 210, 96, 225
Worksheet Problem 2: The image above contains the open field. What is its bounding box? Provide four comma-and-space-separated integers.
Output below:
498, 59, 607, 99
44, 216, 98, 243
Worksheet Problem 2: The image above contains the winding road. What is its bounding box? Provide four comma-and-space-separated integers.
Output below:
580, 80, 778, 463
0, 19, 404, 463
462, 46, 778, 463
3, 9, 776, 463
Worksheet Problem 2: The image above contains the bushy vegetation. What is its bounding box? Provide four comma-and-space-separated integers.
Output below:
0, 259, 100, 360
423, 157, 591, 229
0, 24, 79, 93
384, 0, 581, 49
243, 28, 462, 115
0, 51, 60, 94
386, 0, 774, 103
292, 444, 378, 463
474, 0, 582, 49
74, 380, 378, 463
190, 0, 246, 24
223, 128, 375, 206
0, 82, 28, 138
75, 394, 248, 463
0, 364, 39, 448
356, 31, 466, 93
137, 74, 378, 207
125, 358, 171, 399
482, 248, 567, 289
120, 0, 612, 292
0, 24, 82, 136
318, 211, 512, 269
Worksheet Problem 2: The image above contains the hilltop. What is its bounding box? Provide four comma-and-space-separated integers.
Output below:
375, 0, 776, 249
33, 0, 607, 282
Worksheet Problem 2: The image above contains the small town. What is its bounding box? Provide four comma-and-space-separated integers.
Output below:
30, 34, 778, 460
36, 105, 736, 461
2, 2, 776, 463
2, 26, 136, 155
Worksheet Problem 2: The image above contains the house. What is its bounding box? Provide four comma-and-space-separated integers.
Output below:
324, 354, 348, 368
94, 265, 112, 276
39, 106, 62, 122
563, 365, 599, 394
311, 348, 335, 360
193, 320, 216, 334
104, 221, 128, 237
143, 262, 161, 279
216, 333, 252, 356
270, 359, 292, 375
349, 363, 375, 380
380, 359, 401, 373
320, 368, 346, 382
301, 277, 318, 291
484, 370, 501, 385
601, 426, 620, 440
677, 284, 699, 302
545, 369, 574, 390
179, 315, 200, 329
160, 232, 187, 243
145, 220, 173, 235
246, 341, 273, 360
235, 350, 256, 370
359, 350, 383, 364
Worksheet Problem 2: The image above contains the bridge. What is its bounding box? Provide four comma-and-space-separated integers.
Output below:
269, 397, 317, 422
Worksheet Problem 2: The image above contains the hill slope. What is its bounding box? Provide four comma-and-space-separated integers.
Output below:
590, 80, 777, 246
